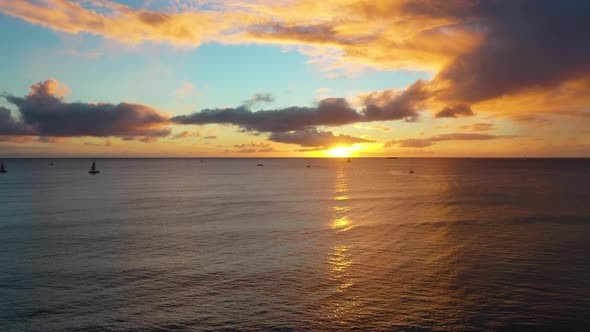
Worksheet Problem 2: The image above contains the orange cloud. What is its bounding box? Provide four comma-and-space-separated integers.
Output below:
0, 0, 482, 72
459, 123, 496, 132
385, 133, 516, 148
0, 0, 248, 46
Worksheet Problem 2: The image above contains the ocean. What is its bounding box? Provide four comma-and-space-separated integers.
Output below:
1, 158, 589, 331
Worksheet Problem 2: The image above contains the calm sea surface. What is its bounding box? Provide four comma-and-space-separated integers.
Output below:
1, 158, 589, 331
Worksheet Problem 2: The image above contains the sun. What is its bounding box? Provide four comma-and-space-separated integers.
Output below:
325, 146, 357, 158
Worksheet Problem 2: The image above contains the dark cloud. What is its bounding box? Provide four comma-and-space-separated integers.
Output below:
2, 80, 170, 140
432, 0, 590, 103
269, 128, 373, 148
435, 104, 474, 118
171, 84, 428, 149
0, 106, 34, 135
359, 80, 427, 122
171, 131, 200, 139
172, 82, 426, 134
386, 133, 513, 148
172, 98, 362, 132
37, 136, 64, 143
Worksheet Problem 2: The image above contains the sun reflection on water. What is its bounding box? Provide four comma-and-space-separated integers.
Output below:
322, 165, 360, 323
334, 195, 350, 202
331, 216, 352, 232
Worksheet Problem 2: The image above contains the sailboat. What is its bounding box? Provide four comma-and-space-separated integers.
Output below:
0, 161, 6, 174
88, 160, 100, 174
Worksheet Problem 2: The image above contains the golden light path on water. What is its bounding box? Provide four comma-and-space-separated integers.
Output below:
323, 164, 360, 323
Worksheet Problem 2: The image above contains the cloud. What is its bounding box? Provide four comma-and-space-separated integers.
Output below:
431, 1, 590, 104
37, 136, 64, 143
243, 93, 274, 108
175, 83, 194, 98
0, 106, 34, 135
171, 130, 200, 139
172, 81, 426, 133
385, 133, 514, 148
230, 142, 276, 153
386, 138, 434, 148
2, 80, 170, 140
0, 0, 477, 72
435, 104, 474, 118
4, 1, 590, 97
269, 128, 372, 148
460, 123, 496, 132
84, 139, 112, 147
0, 135, 36, 143
4, 0, 590, 149
354, 124, 392, 132
357, 80, 428, 122
513, 115, 553, 127
170, 81, 429, 149
172, 98, 362, 132
0, 0, 243, 46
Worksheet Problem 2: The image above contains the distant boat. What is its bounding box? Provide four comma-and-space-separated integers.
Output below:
88, 160, 100, 174
0, 161, 6, 174
257, 163, 264, 167
409, 170, 414, 174
347, 157, 351, 163
306, 165, 311, 168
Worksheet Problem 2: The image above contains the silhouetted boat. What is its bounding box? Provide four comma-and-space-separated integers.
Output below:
347, 157, 351, 163
88, 160, 100, 174
257, 163, 264, 167
306, 165, 311, 168
0, 161, 6, 174
409, 170, 414, 174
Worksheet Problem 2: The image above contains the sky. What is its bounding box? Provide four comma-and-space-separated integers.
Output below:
0, 0, 589, 158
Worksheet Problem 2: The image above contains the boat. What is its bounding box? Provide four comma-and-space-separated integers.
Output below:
0, 161, 6, 173
347, 157, 351, 163
306, 165, 311, 168
88, 160, 100, 174
409, 170, 414, 174
257, 163, 264, 167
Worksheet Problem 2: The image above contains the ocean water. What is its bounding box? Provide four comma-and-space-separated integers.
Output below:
1, 158, 589, 331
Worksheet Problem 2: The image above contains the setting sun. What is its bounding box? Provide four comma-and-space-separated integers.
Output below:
325, 146, 357, 157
